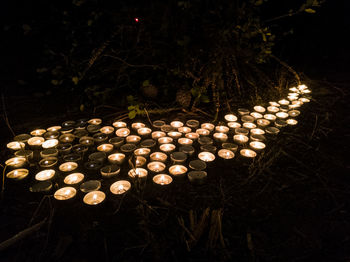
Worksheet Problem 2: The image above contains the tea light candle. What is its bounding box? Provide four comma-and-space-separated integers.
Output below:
287, 94, 299, 101
151, 131, 166, 140
179, 145, 195, 156
63, 153, 82, 163
54, 187, 76, 200
88, 152, 106, 163
170, 121, 184, 129
233, 134, 249, 145
137, 127, 152, 137
287, 119, 298, 125
243, 122, 256, 129
112, 121, 127, 128
72, 144, 89, 155
80, 180, 101, 193
83, 191, 106, 205
116, 128, 130, 137
153, 174, 173, 185
134, 156, 147, 168
88, 118, 102, 125
108, 153, 126, 165
288, 110, 301, 117
161, 124, 174, 132
275, 119, 288, 128
109, 137, 124, 148
150, 152, 167, 162
235, 128, 249, 136
47, 126, 61, 132
253, 106, 266, 113
5, 157, 26, 168
185, 132, 199, 140
189, 159, 206, 170
100, 126, 114, 135
201, 123, 215, 132
264, 114, 277, 121
35, 169, 56, 181
178, 126, 192, 134
188, 171, 207, 184
159, 143, 176, 154
257, 119, 270, 127
79, 136, 95, 147
147, 161, 166, 173
14, 134, 31, 143
167, 131, 182, 139
227, 122, 241, 129
250, 128, 265, 135
134, 148, 151, 158
276, 112, 289, 119
6, 168, 29, 180
241, 115, 255, 123
250, 112, 263, 119
198, 151, 215, 162
56, 143, 72, 155
120, 143, 137, 154
265, 127, 280, 135
110, 180, 131, 195
289, 87, 299, 92
128, 168, 148, 179
44, 131, 60, 140
200, 144, 217, 154
250, 134, 266, 142
39, 157, 58, 168
213, 133, 228, 143
42, 139, 59, 149
64, 173, 84, 185
267, 106, 279, 113
14, 149, 33, 160
218, 149, 235, 160
224, 114, 238, 122
158, 137, 173, 145
59, 133, 75, 144
170, 152, 187, 164
240, 149, 257, 158
28, 136, 45, 147
222, 143, 238, 152
40, 148, 59, 158
153, 120, 166, 129
30, 129, 46, 136
299, 97, 310, 103
249, 141, 266, 151
196, 128, 210, 136
100, 165, 121, 178
278, 99, 290, 105
93, 133, 109, 144
97, 143, 114, 153
215, 125, 229, 133
198, 136, 213, 145
169, 165, 187, 177
186, 119, 200, 129
62, 120, 76, 128
140, 139, 156, 149
269, 101, 280, 107
237, 108, 250, 116
7, 141, 25, 151
131, 122, 145, 131
178, 138, 193, 146
61, 126, 74, 134
59, 162, 78, 173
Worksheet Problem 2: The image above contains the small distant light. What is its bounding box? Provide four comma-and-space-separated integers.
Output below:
134, 17, 139, 23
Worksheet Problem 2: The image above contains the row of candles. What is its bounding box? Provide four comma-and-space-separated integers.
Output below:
3, 84, 311, 205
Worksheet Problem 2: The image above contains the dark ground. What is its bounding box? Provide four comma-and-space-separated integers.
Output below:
0, 1, 350, 262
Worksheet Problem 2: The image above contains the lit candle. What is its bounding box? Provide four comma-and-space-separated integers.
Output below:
227, 122, 241, 129
264, 114, 277, 121
147, 161, 166, 173
267, 106, 280, 113
35, 169, 55, 181
278, 99, 290, 105
158, 137, 173, 145
5, 157, 26, 168
27, 136, 45, 147
79, 136, 95, 147
59, 162, 78, 173
299, 97, 310, 103
42, 139, 59, 149
233, 134, 249, 145
276, 112, 289, 119
201, 123, 215, 132
250, 112, 263, 119
224, 114, 237, 122
135, 156, 147, 167
88, 118, 102, 125
222, 143, 238, 152
167, 131, 182, 139
47, 126, 62, 132
178, 126, 192, 134
93, 133, 108, 144
269, 101, 280, 107
7, 141, 25, 151
151, 131, 166, 140
288, 110, 301, 117
250, 128, 265, 135
189, 159, 207, 170
287, 119, 298, 125
131, 122, 145, 131
150, 152, 168, 162
153, 120, 166, 129
128, 168, 148, 179
30, 129, 46, 136
100, 126, 115, 135
169, 165, 187, 177
116, 128, 130, 137
218, 149, 235, 160
100, 165, 121, 178
134, 148, 151, 158
170, 121, 184, 129
72, 144, 89, 155
54, 187, 76, 200
198, 152, 215, 162
237, 108, 250, 116
178, 138, 193, 145
64, 173, 84, 185
240, 149, 257, 158
108, 153, 126, 165
215, 125, 229, 133
39, 157, 58, 168
159, 143, 176, 154
170, 152, 187, 164
56, 143, 72, 155
289, 87, 299, 92
186, 119, 200, 129
83, 191, 106, 205
137, 127, 152, 137
196, 128, 210, 136
126, 135, 141, 144
6, 168, 29, 180
249, 141, 266, 151
243, 122, 256, 129
112, 121, 127, 128
257, 119, 270, 128
44, 131, 60, 140
80, 180, 101, 193
153, 174, 173, 185
97, 143, 114, 153
188, 171, 207, 185
241, 115, 255, 123
253, 106, 266, 113
110, 180, 131, 195
62, 120, 76, 128
185, 132, 199, 140
213, 133, 228, 143
59, 133, 75, 143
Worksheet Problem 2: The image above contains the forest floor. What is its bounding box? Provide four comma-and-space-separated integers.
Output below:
0, 70, 349, 262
